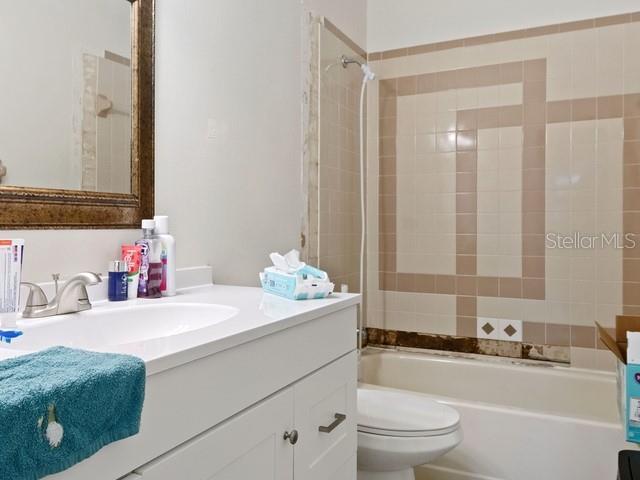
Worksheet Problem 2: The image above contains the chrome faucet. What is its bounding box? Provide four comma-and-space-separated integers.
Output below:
21, 272, 102, 318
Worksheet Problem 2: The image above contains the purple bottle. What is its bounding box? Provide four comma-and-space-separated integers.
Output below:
136, 220, 163, 298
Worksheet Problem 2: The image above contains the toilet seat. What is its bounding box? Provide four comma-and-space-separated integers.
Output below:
357, 388, 460, 438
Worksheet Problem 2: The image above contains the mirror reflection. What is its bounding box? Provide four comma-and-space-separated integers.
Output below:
0, 0, 132, 194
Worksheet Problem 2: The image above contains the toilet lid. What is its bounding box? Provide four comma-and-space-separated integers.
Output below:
357, 389, 460, 438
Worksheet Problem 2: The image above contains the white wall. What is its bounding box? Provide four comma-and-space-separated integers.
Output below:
154, 0, 304, 286
155, 0, 366, 286
0, 0, 366, 286
306, 0, 367, 49
367, 0, 640, 51
1, 230, 139, 283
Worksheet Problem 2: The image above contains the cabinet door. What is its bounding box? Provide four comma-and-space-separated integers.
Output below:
135, 388, 294, 480
293, 351, 357, 480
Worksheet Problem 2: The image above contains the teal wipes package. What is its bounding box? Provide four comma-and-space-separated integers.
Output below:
260, 250, 334, 300
627, 366, 640, 442
627, 332, 640, 442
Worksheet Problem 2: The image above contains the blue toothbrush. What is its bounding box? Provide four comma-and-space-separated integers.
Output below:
0, 330, 23, 344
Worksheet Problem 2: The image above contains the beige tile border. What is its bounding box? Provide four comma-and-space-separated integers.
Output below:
570, 325, 597, 348
624, 94, 640, 316
545, 323, 571, 346
322, 17, 366, 60
517, 322, 597, 348
368, 11, 640, 61
524, 323, 597, 349
522, 321, 545, 344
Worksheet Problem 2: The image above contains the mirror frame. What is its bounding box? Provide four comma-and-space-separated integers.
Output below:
0, 0, 154, 229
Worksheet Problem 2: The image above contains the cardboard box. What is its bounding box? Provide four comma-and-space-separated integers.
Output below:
597, 316, 640, 443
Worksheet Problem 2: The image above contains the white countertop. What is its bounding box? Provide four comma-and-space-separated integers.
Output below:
0, 284, 360, 375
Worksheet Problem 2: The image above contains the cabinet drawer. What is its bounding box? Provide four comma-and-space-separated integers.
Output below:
294, 351, 357, 480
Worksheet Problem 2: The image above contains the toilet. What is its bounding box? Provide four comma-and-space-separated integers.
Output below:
357, 388, 462, 480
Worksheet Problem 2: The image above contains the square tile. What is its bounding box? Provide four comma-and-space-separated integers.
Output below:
477, 317, 500, 340
522, 321, 545, 344
457, 316, 477, 337
499, 318, 523, 342
547, 323, 570, 346
499, 126, 523, 148
478, 128, 499, 150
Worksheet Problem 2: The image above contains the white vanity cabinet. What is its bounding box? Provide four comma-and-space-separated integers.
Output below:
49, 299, 360, 480
133, 352, 357, 480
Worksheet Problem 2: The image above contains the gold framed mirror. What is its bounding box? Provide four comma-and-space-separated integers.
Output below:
0, 0, 154, 229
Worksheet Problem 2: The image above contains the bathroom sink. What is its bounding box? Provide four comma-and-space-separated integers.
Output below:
4, 303, 239, 352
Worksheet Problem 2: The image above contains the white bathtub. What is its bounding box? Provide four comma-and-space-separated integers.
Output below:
359, 348, 635, 480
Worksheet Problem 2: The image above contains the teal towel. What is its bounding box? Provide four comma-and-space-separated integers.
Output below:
0, 346, 146, 480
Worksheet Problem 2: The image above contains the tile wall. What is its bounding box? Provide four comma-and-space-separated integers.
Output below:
308, 20, 366, 291
366, 12, 640, 370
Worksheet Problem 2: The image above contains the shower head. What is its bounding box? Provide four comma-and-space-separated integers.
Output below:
340, 55, 376, 82
361, 63, 376, 81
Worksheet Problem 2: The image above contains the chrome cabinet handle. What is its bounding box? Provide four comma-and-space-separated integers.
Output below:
319, 413, 346, 433
283, 430, 299, 445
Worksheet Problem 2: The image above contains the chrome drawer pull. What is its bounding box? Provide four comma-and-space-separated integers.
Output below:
319, 413, 346, 433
